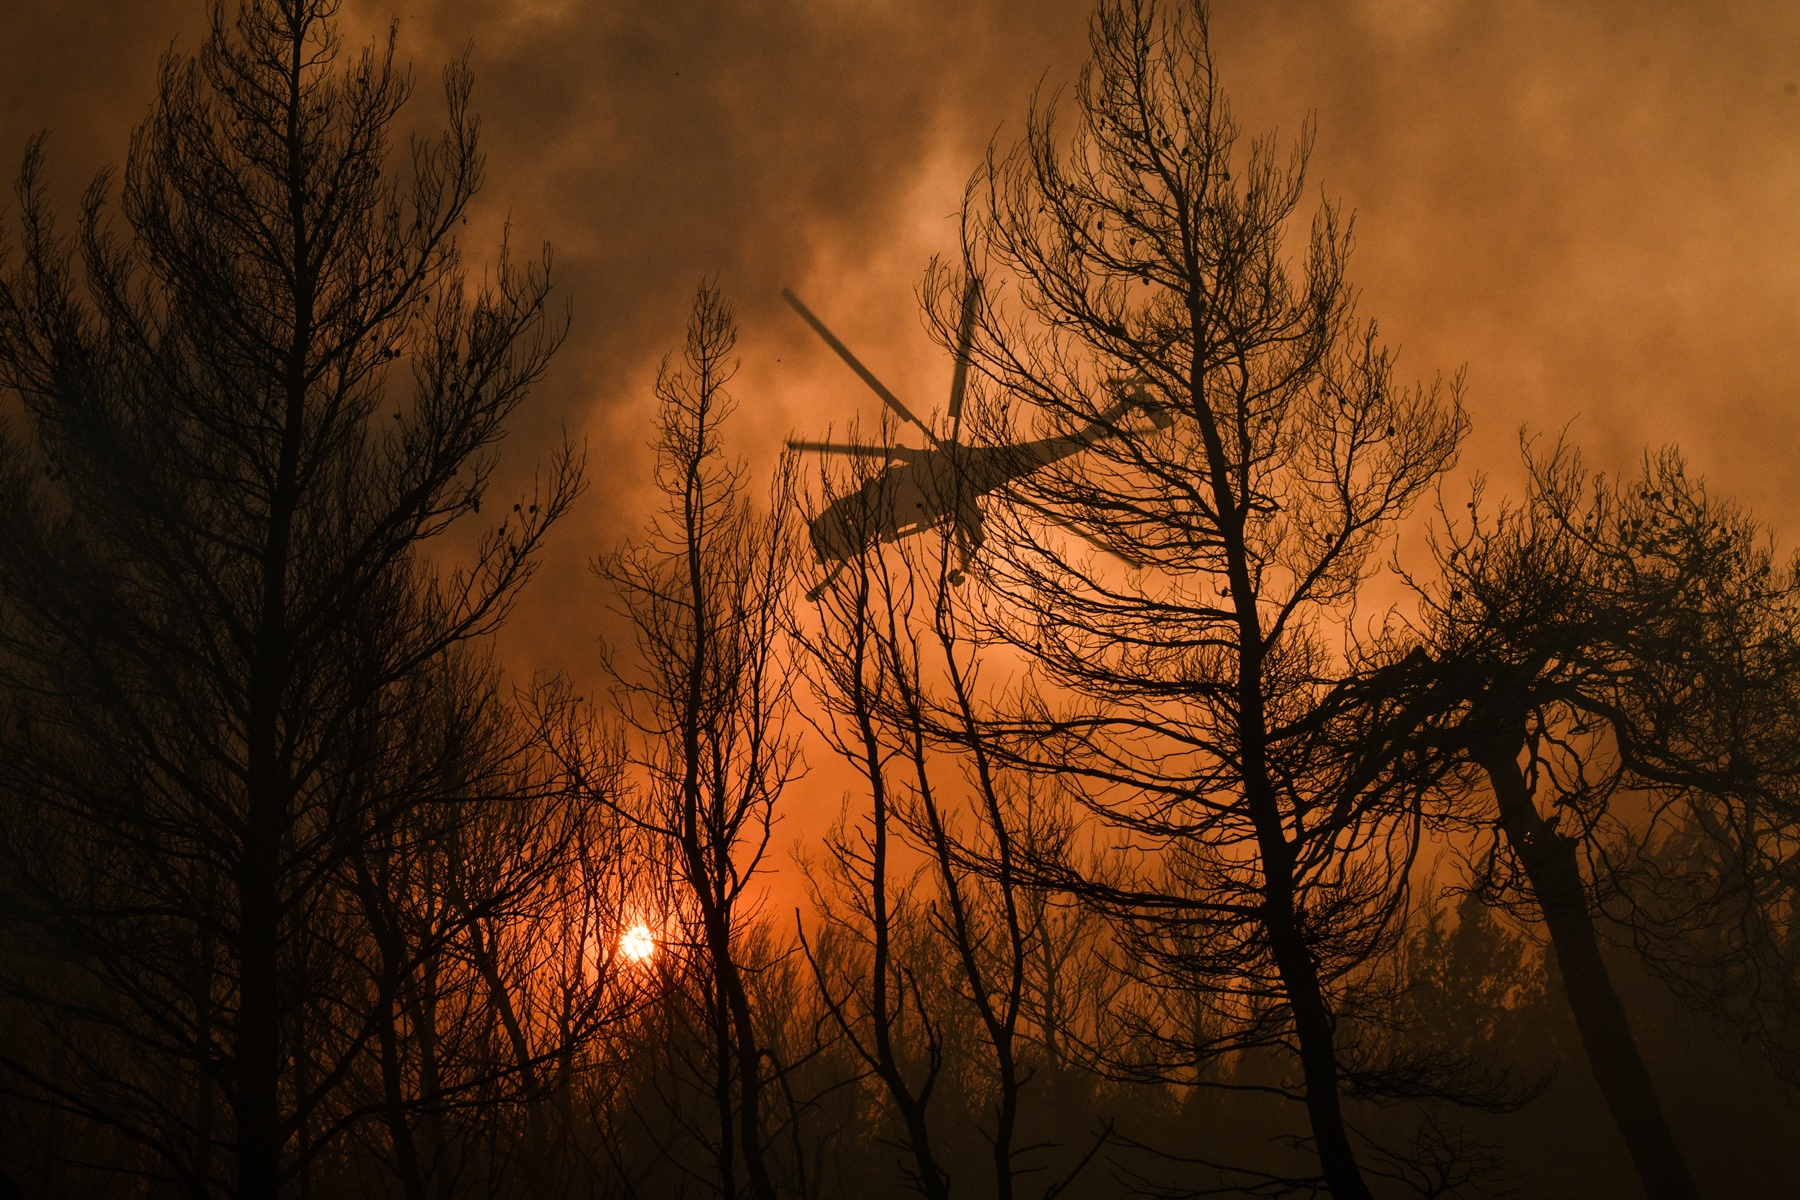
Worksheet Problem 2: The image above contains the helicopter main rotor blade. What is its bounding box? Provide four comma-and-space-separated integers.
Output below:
786, 439, 922, 461
782, 289, 939, 445
946, 276, 980, 437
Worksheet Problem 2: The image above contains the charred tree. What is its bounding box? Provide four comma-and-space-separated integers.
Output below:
597, 281, 801, 1200
799, 464, 1067, 1200
798, 491, 955, 1200
939, 2, 1468, 1196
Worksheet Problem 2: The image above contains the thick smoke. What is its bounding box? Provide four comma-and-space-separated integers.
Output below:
6, 0, 1797, 833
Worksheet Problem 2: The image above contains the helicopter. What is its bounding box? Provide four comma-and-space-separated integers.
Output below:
783, 280, 1170, 599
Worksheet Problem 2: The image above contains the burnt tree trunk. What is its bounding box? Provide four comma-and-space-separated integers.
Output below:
1476, 730, 1702, 1200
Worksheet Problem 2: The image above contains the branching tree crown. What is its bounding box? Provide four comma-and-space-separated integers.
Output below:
936, 2, 1470, 1195
0, 2, 577, 1195
1418, 440, 1800, 1200
596, 281, 802, 1200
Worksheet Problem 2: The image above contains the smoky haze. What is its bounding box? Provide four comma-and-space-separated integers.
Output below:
5, 0, 1798, 857
8, 0, 1796, 653
3, 4, 1800, 1194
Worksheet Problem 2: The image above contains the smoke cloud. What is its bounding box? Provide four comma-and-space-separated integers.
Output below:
6, 0, 1798, 831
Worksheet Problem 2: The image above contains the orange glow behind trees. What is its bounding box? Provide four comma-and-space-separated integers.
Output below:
620, 923, 656, 964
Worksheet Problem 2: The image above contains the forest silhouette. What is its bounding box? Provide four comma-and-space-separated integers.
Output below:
0, 2, 1796, 1199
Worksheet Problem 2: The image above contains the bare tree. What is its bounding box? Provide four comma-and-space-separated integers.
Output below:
0, 2, 577, 1195
596, 281, 802, 1200
796, 466, 955, 1200
936, 2, 1469, 1195
798, 440, 1128, 1200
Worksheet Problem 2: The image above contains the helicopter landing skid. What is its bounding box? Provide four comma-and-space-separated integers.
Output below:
805, 560, 849, 602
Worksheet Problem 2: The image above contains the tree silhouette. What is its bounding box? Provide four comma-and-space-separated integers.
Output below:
0, 2, 577, 1195
798, 456, 1094, 1200
596, 281, 801, 1200
1418, 442, 1800, 1200
0, 1, 1796, 1198
938, 2, 1469, 1195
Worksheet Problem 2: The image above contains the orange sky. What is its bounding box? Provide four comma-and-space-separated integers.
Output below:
6, 0, 1800, 879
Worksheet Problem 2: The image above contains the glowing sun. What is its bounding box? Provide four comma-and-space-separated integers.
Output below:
620, 923, 655, 963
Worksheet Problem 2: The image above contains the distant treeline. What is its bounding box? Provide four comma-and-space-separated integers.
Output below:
0, 2, 1795, 1199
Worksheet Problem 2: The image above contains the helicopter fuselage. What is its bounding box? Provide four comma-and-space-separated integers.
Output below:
782, 282, 1163, 595
807, 426, 1110, 566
